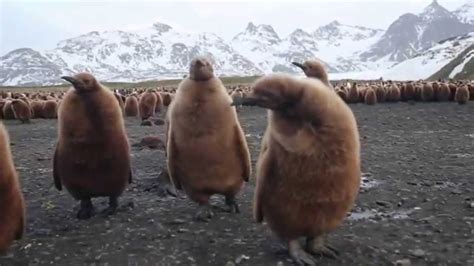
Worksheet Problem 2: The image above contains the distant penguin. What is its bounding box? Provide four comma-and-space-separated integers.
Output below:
161, 92, 173, 107
2, 101, 15, 120
469, 84, 474, 100
448, 83, 458, 101
54, 73, 132, 219
42, 100, 58, 119
11, 100, 31, 123
364, 88, 377, 105
0, 101, 6, 120
347, 82, 359, 104
455, 85, 470, 105
0, 122, 25, 254
437, 83, 451, 102
114, 93, 125, 114
292, 59, 333, 88
232, 74, 360, 265
421, 83, 434, 102
30, 100, 45, 118
154, 91, 163, 114
124, 95, 139, 117
404, 83, 416, 101
138, 89, 157, 120
375, 85, 386, 103
387, 84, 401, 102
167, 57, 251, 221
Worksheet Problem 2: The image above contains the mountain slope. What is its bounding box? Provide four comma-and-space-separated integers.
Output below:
428, 43, 474, 80
383, 32, 474, 80
361, 0, 473, 63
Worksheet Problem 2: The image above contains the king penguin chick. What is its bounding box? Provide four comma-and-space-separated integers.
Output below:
292, 59, 333, 88
166, 57, 251, 222
0, 122, 25, 254
54, 73, 132, 219
232, 74, 361, 265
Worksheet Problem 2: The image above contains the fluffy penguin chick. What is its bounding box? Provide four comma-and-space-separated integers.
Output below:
233, 74, 361, 265
0, 122, 25, 254
292, 59, 332, 88
166, 57, 251, 222
11, 100, 31, 123
54, 73, 131, 219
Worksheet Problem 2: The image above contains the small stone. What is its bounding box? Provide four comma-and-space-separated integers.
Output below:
375, 200, 392, 208
226, 261, 236, 266
235, 254, 250, 264
410, 249, 425, 257
395, 258, 411, 266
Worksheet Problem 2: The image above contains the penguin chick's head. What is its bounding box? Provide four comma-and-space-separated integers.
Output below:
231, 74, 304, 111
292, 59, 328, 82
61, 73, 100, 93
189, 57, 214, 81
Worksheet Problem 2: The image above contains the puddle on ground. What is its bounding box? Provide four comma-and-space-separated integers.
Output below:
349, 208, 417, 221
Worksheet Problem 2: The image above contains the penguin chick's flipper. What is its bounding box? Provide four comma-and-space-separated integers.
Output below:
53, 147, 62, 190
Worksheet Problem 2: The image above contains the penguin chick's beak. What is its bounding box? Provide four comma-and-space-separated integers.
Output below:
231, 96, 260, 107
61, 76, 84, 90
292, 62, 306, 70
231, 95, 282, 110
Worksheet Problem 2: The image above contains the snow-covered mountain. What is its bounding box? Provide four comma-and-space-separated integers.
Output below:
383, 32, 474, 80
361, 0, 473, 63
453, 3, 474, 25
0, 0, 473, 86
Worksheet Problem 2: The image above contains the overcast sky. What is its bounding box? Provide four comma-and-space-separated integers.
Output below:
0, 0, 469, 55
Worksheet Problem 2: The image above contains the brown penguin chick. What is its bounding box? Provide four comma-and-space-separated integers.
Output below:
421, 83, 434, 102
404, 83, 416, 101
448, 83, 458, 101
138, 89, 157, 121
469, 84, 474, 100
437, 83, 451, 102
30, 100, 45, 118
154, 91, 163, 114
292, 59, 332, 88
336, 89, 348, 103
414, 84, 423, 101
364, 88, 377, 105
161, 92, 172, 107
167, 57, 251, 221
114, 93, 125, 114
2, 101, 15, 120
54, 73, 131, 219
454, 85, 470, 105
124, 95, 139, 117
358, 86, 368, 103
232, 74, 360, 265
347, 82, 359, 104
11, 100, 31, 123
399, 84, 406, 101
375, 85, 386, 103
431, 82, 440, 101
42, 100, 58, 119
387, 85, 401, 102
0, 122, 25, 254
0, 101, 6, 119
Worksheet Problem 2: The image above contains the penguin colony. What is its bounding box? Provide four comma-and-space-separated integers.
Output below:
0, 58, 473, 264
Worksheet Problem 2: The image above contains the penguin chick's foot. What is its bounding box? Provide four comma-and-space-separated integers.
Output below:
77, 198, 95, 220
195, 204, 214, 222
100, 196, 118, 217
306, 236, 340, 259
289, 239, 317, 266
224, 196, 240, 213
